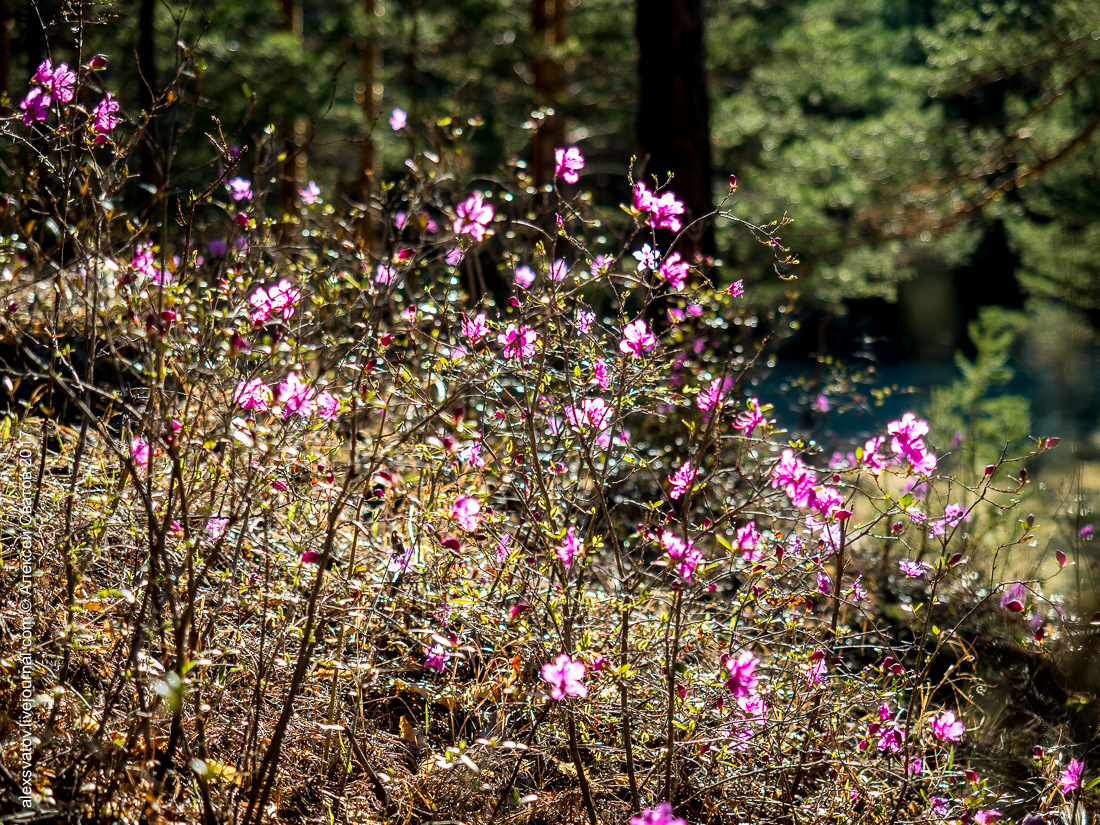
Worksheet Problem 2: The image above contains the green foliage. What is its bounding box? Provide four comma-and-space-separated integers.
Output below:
929, 306, 1031, 467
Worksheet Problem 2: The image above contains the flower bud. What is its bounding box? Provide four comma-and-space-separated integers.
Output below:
89, 54, 109, 69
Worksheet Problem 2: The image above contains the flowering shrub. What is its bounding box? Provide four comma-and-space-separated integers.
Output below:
0, 50, 1090, 825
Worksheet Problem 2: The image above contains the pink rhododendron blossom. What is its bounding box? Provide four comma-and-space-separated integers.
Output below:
657, 252, 690, 291
250, 279, 301, 323
804, 657, 828, 687
632, 182, 685, 231
887, 412, 938, 475
541, 653, 587, 700
930, 710, 964, 742
619, 319, 657, 358
629, 803, 686, 825
878, 725, 906, 753
590, 255, 611, 276
727, 279, 744, 297
131, 437, 151, 470
898, 559, 927, 578
234, 378, 272, 411
514, 265, 536, 288
548, 259, 568, 281
736, 522, 760, 554
633, 243, 660, 271
277, 371, 317, 419
928, 502, 969, 538
453, 192, 494, 241
724, 650, 760, 698
42, 61, 76, 103
697, 377, 731, 412
315, 391, 339, 421
817, 572, 832, 594
575, 309, 596, 334
424, 643, 450, 672
461, 312, 489, 343
974, 811, 1003, 825
375, 264, 397, 285
813, 486, 844, 519
227, 177, 253, 201
1000, 581, 1026, 611
445, 245, 465, 266
299, 181, 321, 203
660, 529, 702, 581
453, 496, 481, 531
498, 324, 538, 358
668, 462, 696, 500
91, 94, 119, 144
862, 436, 888, 475
1059, 758, 1084, 795
772, 449, 817, 510
554, 146, 585, 183
590, 359, 610, 389
555, 526, 583, 569
738, 693, 768, 725
206, 517, 229, 541
734, 398, 767, 435
19, 87, 52, 124
389, 108, 407, 130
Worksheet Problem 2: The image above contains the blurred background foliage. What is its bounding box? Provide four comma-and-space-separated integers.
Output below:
3, 0, 1100, 461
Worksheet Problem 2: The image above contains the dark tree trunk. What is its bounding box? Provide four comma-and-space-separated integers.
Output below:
531, 0, 567, 196
0, 0, 12, 101
357, 0, 380, 246
278, 0, 304, 217
635, 0, 715, 263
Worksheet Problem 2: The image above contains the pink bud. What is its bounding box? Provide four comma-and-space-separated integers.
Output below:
89, 54, 109, 69
1055, 548, 1067, 567
984, 464, 995, 476
729, 175, 738, 192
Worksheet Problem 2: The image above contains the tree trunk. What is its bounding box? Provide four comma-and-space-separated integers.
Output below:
278, 0, 305, 216
531, 0, 567, 196
635, 0, 715, 263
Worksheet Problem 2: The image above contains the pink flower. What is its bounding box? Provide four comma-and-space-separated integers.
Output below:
633, 244, 660, 271
630, 803, 686, 825
453, 495, 481, 531
556, 526, 584, 569
727, 279, 744, 297
734, 398, 767, 435
619, 318, 657, 358
632, 182, 685, 231
974, 811, 1002, 825
514, 265, 536, 288
554, 146, 585, 184
813, 486, 844, 519
375, 264, 397, 285
548, 259, 568, 281
453, 192, 494, 241
898, 559, 927, 578
541, 653, 587, 700
461, 312, 489, 343
19, 87, 52, 124
862, 436, 888, 475
299, 181, 321, 203
424, 643, 450, 673
498, 324, 538, 359
227, 177, 253, 201
1059, 758, 1084, 795
660, 529, 702, 581
389, 108, 407, 130
206, 517, 229, 541
887, 413, 938, 476
668, 462, 696, 500
91, 93, 119, 144
877, 725, 906, 753
929, 710, 964, 742
132, 242, 162, 281
1000, 581, 1026, 612
817, 572, 831, 594
315, 391, 339, 421
724, 650, 760, 698
804, 657, 828, 687
234, 378, 272, 411
131, 437, 151, 470
771, 449, 817, 510
657, 252, 690, 291
736, 522, 760, 556
445, 246, 465, 266
277, 371, 317, 418
249, 279, 301, 323
590, 359, 610, 389
42, 61, 75, 103
575, 309, 596, 334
